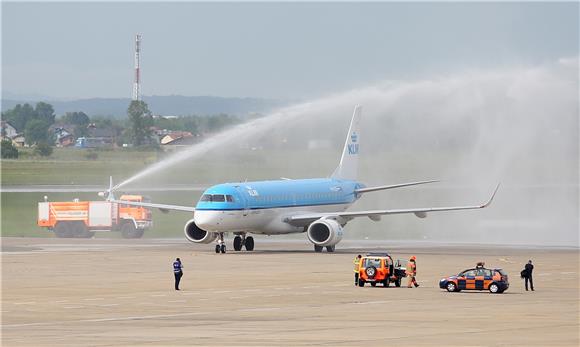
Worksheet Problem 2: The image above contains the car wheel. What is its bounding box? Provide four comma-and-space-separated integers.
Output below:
384, 280, 390, 287
446, 282, 457, 292
358, 279, 365, 287
489, 283, 500, 294
395, 278, 401, 287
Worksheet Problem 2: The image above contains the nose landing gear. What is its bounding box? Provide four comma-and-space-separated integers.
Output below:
215, 233, 226, 254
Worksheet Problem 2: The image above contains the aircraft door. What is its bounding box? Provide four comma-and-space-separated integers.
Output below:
235, 186, 249, 217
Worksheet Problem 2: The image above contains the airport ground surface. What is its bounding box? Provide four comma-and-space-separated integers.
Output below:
2, 238, 579, 346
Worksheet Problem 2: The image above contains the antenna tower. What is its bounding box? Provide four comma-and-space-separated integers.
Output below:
132, 34, 142, 101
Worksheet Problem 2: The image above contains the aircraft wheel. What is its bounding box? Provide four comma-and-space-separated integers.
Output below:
215, 245, 221, 253
220, 244, 226, 254
314, 245, 323, 253
233, 236, 242, 251
245, 236, 254, 251
326, 245, 335, 252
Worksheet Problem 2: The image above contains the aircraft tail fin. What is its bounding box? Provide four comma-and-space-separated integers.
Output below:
332, 105, 362, 180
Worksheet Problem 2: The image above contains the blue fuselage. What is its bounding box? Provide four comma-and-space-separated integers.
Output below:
193, 178, 365, 234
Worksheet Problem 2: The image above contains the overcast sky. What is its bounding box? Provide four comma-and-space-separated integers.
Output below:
2, 1, 578, 100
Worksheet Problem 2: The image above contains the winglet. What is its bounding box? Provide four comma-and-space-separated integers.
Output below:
481, 183, 500, 208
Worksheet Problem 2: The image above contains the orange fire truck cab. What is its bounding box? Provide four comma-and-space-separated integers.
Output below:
37, 195, 153, 239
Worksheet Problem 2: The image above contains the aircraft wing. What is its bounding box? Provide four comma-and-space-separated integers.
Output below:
287, 184, 499, 225
110, 200, 195, 213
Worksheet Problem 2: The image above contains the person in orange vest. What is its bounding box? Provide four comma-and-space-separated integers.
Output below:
406, 255, 419, 288
353, 254, 362, 286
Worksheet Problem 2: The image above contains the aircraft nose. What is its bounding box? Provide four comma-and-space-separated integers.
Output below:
194, 211, 220, 231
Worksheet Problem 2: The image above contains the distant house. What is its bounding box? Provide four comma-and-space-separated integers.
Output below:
11, 135, 26, 147
52, 125, 76, 147
75, 126, 117, 148
160, 131, 198, 147
1, 121, 18, 139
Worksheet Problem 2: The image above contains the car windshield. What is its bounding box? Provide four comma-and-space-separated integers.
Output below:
497, 269, 508, 276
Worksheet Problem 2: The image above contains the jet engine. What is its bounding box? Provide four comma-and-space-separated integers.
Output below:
306, 219, 343, 247
184, 219, 218, 244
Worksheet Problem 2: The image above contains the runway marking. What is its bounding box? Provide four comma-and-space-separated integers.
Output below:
560, 272, 576, 275
116, 296, 135, 299
2, 312, 208, 328
12, 302, 36, 305
167, 300, 186, 303
229, 296, 250, 299
150, 294, 167, 297
98, 304, 119, 307
50, 300, 68, 303
63, 306, 83, 309
83, 298, 104, 301
238, 307, 280, 312
302, 285, 321, 289
351, 300, 392, 305
214, 290, 232, 294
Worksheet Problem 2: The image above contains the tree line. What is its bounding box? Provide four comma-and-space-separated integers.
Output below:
1, 100, 242, 158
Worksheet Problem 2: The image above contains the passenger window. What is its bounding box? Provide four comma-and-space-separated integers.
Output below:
484, 269, 493, 277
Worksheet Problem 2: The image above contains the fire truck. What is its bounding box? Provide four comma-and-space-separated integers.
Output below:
37, 195, 153, 238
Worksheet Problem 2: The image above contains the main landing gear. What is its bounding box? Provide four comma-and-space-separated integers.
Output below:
215, 233, 255, 254
314, 245, 335, 253
233, 233, 254, 252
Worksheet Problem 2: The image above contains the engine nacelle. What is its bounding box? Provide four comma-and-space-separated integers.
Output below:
184, 219, 218, 244
306, 219, 344, 247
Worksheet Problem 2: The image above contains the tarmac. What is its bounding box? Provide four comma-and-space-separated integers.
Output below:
1, 237, 579, 346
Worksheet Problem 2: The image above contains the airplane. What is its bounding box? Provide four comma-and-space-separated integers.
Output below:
109, 105, 499, 253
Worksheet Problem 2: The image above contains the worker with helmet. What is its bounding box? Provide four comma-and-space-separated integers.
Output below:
353, 254, 362, 286
406, 255, 419, 288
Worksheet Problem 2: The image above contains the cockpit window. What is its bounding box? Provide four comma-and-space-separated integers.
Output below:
199, 194, 234, 203
212, 194, 225, 202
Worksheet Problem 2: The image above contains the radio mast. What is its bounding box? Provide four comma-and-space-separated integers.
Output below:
132, 34, 142, 101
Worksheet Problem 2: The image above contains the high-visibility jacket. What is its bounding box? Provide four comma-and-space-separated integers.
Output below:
406, 261, 416, 276
353, 258, 361, 272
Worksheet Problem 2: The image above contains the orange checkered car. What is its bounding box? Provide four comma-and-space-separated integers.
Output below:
439, 267, 509, 294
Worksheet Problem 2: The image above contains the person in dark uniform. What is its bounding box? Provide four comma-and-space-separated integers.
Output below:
173, 258, 183, 290
523, 259, 534, 291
